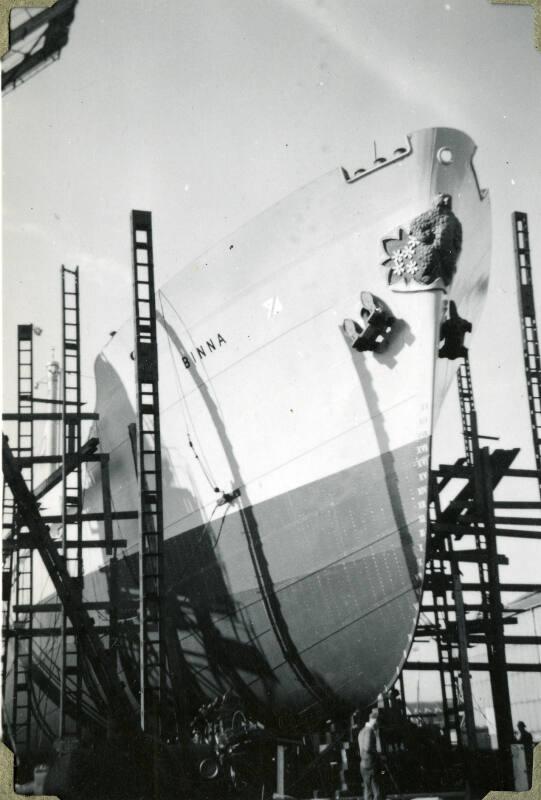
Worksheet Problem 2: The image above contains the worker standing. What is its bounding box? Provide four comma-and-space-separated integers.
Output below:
358, 709, 381, 800
516, 721, 534, 783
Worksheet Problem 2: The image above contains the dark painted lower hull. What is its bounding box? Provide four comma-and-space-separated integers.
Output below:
18, 435, 427, 741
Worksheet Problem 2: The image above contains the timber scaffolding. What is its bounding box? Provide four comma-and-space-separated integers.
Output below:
401, 211, 541, 781
1, 214, 171, 774
1, 210, 540, 796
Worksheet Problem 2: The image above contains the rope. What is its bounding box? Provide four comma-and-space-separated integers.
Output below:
209, 505, 229, 554
157, 290, 221, 495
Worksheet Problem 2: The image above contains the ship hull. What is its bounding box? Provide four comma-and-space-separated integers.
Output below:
5, 128, 491, 741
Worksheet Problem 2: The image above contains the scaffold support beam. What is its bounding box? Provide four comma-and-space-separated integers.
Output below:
10, 324, 35, 755
131, 210, 167, 737
2, 435, 134, 724
513, 211, 541, 500
59, 265, 84, 739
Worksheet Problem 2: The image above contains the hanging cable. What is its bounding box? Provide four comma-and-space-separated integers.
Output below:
157, 290, 221, 495
187, 437, 220, 494
209, 506, 229, 554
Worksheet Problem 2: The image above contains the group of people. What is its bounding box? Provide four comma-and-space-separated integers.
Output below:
357, 709, 537, 800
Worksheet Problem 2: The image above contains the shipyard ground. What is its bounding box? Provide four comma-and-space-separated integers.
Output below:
7, 736, 513, 800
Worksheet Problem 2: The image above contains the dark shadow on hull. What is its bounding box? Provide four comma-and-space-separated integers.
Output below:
157, 308, 341, 717
343, 330, 421, 591
7, 353, 281, 749
373, 318, 415, 369
93, 351, 280, 723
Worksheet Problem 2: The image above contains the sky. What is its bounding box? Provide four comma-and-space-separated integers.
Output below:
2, 0, 541, 701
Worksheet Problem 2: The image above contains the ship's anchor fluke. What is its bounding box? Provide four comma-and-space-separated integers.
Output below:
343, 291, 395, 353
438, 300, 472, 360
